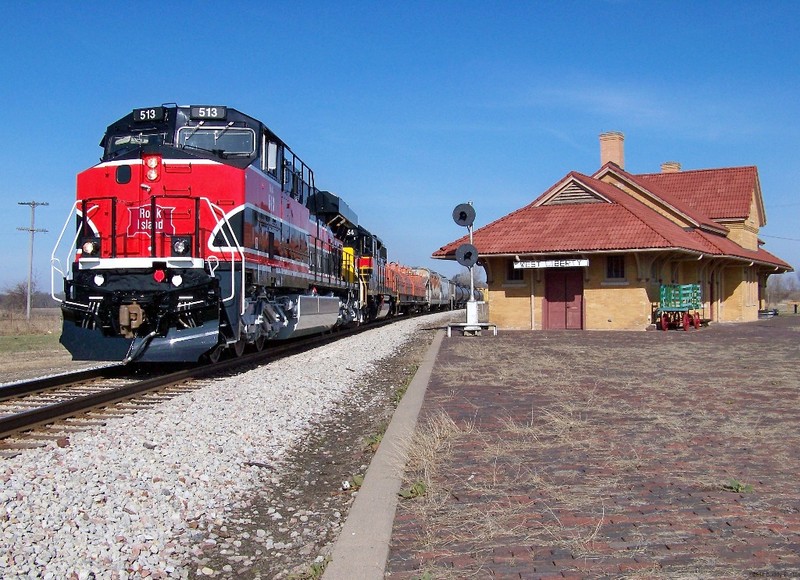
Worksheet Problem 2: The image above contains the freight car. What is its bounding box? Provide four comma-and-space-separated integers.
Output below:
412, 267, 474, 310
51, 104, 467, 363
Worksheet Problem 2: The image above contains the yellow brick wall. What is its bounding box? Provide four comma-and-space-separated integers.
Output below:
584, 284, 652, 330
486, 284, 534, 329
484, 255, 761, 331
485, 257, 534, 329
486, 256, 653, 330
725, 223, 759, 252
720, 266, 759, 322
583, 257, 652, 330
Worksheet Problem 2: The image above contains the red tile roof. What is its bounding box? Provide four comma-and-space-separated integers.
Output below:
594, 163, 728, 234
433, 168, 790, 270
635, 166, 759, 221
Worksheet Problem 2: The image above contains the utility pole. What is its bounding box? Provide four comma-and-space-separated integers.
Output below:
17, 201, 49, 320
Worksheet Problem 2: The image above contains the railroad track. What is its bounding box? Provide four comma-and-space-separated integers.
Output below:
0, 316, 402, 455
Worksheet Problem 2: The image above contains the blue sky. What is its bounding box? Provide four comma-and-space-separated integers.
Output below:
1, 1, 798, 291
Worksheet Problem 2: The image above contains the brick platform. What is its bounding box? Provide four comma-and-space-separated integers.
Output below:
387, 316, 800, 578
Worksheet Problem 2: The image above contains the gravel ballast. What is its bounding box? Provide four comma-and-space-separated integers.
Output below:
1, 313, 451, 579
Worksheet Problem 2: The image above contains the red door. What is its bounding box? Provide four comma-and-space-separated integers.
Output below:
544, 269, 584, 330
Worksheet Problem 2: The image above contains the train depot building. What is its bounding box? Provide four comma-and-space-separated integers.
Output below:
434, 132, 792, 331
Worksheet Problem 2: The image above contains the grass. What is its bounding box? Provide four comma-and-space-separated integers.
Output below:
401, 410, 607, 560
287, 555, 330, 580
391, 363, 419, 405
722, 478, 754, 493
363, 420, 389, 452
0, 333, 62, 353
0, 308, 64, 355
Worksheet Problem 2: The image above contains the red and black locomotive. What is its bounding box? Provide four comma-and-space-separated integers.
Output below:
51, 104, 467, 363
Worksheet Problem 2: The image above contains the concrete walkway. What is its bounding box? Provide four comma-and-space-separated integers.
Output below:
323, 330, 444, 579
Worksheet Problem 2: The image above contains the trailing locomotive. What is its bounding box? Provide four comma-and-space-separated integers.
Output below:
51, 104, 468, 363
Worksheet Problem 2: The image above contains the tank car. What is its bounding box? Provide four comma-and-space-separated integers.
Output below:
50, 104, 419, 363
410, 268, 449, 310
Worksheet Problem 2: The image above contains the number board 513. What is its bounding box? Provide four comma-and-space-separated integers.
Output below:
190, 106, 227, 120
133, 107, 165, 122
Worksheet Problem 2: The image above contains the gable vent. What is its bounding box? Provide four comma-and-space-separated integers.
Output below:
543, 182, 606, 205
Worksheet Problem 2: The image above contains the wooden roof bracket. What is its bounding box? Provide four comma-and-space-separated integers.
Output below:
652, 251, 680, 283
633, 251, 657, 282
582, 254, 590, 282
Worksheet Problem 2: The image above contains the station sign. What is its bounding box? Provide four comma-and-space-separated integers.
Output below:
513, 258, 589, 269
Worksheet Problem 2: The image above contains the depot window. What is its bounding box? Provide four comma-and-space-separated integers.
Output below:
606, 255, 625, 279
506, 259, 524, 281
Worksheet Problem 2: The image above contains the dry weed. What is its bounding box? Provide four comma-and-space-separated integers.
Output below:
404, 410, 474, 493
0, 308, 61, 336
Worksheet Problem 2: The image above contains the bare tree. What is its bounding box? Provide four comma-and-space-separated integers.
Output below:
1, 280, 31, 311
0, 277, 54, 310
767, 273, 800, 306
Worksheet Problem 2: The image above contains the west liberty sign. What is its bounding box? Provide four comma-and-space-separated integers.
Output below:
513, 259, 589, 269
127, 204, 176, 237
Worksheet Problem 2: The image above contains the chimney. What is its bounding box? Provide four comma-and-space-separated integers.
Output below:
661, 161, 681, 173
599, 131, 625, 169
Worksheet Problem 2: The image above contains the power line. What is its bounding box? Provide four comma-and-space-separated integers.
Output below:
17, 201, 49, 320
761, 234, 800, 243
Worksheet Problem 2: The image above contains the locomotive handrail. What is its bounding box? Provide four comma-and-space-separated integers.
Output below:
50, 200, 93, 302
201, 197, 247, 314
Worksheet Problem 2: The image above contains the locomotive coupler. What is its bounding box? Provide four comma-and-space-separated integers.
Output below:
119, 302, 145, 338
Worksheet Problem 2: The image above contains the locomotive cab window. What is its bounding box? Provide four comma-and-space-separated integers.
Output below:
106, 132, 166, 158
262, 139, 281, 178
178, 126, 255, 156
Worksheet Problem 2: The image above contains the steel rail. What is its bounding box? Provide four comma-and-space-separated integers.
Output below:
0, 365, 124, 401
0, 312, 437, 438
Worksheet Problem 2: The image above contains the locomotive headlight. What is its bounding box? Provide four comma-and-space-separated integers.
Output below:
146, 168, 159, 181
173, 238, 188, 254
145, 156, 159, 168
171, 236, 192, 256
93, 274, 105, 286
171, 274, 183, 287
81, 239, 100, 256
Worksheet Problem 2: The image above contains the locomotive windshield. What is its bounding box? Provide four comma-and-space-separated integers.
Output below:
106, 132, 167, 158
177, 126, 255, 157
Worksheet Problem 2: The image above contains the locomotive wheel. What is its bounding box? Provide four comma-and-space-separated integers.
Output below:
232, 338, 246, 358
206, 345, 223, 364
254, 335, 266, 352
693, 313, 701, 329
682, 312, 690, 331
660, 314, 669, 331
